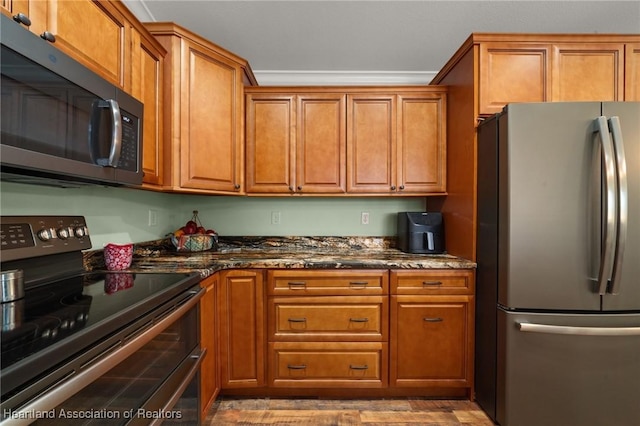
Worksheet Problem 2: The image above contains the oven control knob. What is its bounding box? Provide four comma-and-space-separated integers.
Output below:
57, 227, 71, 240
74, 226, 87, 238
37, 228, 54, 241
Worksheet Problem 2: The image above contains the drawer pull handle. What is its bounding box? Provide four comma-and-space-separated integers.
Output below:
349, 318, 369, 323
288, 281, 307, 289
349, 364, 369, 370
349, 281, 369, 288
422, 281, 443, 287
423, 317, 444, 322
287, 317, 307, 323
287, 364, 307, 370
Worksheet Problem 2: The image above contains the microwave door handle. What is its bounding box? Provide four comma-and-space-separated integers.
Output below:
89, 99, 122, 167
594, 116, 617, 295
608, 116, 628, 295
106, 99, 122, 167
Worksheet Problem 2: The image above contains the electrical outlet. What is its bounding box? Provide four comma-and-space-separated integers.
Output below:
148, 209, 158, 226
361, 211, 370, 225
271, 211, 281, 225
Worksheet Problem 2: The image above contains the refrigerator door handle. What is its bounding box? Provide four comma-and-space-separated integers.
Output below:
608, 116, 628, 295
517, 322, 640, 336
594, 116, 617, 295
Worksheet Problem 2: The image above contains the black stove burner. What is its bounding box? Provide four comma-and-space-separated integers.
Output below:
0, 275, 91, 369
1, 271, 198, 390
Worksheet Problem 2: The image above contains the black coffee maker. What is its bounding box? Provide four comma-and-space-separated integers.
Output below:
397, 212, 445, 254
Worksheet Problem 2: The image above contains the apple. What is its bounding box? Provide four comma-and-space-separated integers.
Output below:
205, 229, 216, 235
196, 226, 206, 234
184, 223, 197, 234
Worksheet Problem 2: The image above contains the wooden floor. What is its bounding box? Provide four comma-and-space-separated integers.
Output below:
204, 397, 494, 425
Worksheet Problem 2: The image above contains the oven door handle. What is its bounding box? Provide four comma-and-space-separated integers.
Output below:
3, 287, 204, 425
132, 346, 206, 426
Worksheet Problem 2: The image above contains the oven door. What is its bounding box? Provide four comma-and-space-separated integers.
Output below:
1, 286, 203, 425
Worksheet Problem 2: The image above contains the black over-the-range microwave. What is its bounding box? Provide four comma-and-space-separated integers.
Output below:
0, 13, 144, 187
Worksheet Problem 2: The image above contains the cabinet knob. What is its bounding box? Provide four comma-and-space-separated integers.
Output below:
399, 185, 405, 190
13, 13, 31, 27
234, 184, 240, 190
390, 185, 396, 191
40, 31, 56, 43
288, 186, 294, 191
423, 317, 444, 323
297, 185, 302, 191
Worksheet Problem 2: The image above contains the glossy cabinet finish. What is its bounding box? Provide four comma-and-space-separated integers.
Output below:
245, 92, 347, 194
390, 270, 475, 395
218, 269, 266, 389
267, 269, 389, 388
348, 91, 447, 194
199, 274, 219, 420
246, 87, 446, 196
129, 26, 165, 186
269, 342, 387, 389
147, 22, 257, 194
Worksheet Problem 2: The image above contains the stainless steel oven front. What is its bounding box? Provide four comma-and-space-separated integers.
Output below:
1, 281, 204, 426
0, 216, 204, 426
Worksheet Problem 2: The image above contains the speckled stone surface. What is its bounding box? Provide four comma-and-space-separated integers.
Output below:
84, 236, 476, 277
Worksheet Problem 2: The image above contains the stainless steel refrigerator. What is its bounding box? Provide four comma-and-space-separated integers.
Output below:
475, 102, 640, 426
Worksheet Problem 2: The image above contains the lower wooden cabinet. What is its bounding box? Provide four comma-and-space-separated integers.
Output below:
218, 269, 266, 389
215, 268, 475, 397
268, 342, 387, 388
390, 295, 473, 388
199, 274, 218, 420
390, 270, 475, 393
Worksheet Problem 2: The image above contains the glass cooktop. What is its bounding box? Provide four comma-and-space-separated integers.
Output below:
1, 272, 199, 373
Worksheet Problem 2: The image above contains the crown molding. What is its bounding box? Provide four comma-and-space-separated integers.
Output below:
253, 70, 438, 86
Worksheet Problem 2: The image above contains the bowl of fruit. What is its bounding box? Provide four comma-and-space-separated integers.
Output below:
170, 210, 218, 252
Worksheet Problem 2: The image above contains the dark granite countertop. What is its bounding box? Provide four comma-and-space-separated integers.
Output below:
85, 236, 476, 278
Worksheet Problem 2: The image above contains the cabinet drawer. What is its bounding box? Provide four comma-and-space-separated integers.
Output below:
268, 296, 388, 341
390, 270, 475, 295
269, 342, 387, 388
268, 270, 388, 296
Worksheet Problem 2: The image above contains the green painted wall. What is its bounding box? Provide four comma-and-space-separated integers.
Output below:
0, 182, 425, 248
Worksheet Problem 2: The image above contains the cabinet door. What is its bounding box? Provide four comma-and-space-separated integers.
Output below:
130, 28, 164, 186
199, 275, 218, 420
218, 270, 265, 388
479, 43, 550, 115
180, 40, 243, 192
296, 94, 346, 193
552, 43, 624, 101
625, 43, 640, 101
46, 0, 127, 87
390, 295, 473, 388
397, 93, 446, 194
347, 94, 396, 193
245, 94, 295, 193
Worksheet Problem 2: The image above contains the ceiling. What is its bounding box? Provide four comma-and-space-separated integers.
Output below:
122, 0, 640, 85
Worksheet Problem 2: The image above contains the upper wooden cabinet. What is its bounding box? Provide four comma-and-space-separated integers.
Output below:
448, 34, 640, 117
347, 90, 446, 195
625, 43, 640, 101
129, 25, 165, 187
1, 0, 130, 88
245, 86, 446, 196
245, 91, 347, 194
430, 33, 640, 261
146, 22, 257, 194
